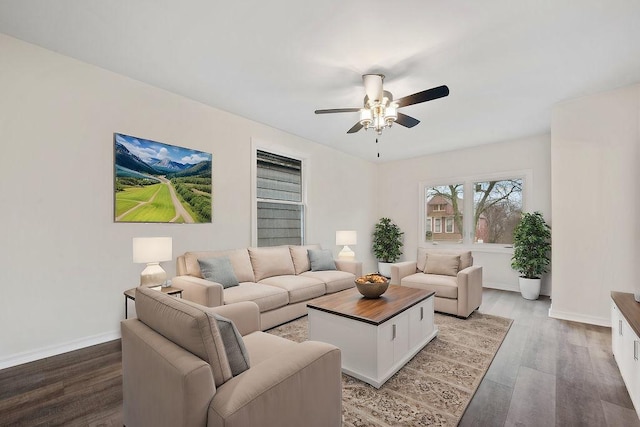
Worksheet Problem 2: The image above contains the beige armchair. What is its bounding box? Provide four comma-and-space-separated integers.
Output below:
121, 286, 342, 427
391, 248, 482, 318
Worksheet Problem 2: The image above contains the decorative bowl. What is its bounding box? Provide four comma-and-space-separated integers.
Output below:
355, 274, 390, 299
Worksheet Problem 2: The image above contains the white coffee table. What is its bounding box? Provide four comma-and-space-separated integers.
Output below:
307, 285, 437, 388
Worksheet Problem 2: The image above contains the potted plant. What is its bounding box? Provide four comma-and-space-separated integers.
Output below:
511, 211, 551, 300
372, 217, 404, 278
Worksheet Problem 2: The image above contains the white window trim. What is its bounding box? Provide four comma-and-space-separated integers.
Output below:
251, 138, 309, 247
445, 217, 454, 233
425, 217, 432, 232
418, 169, 532, 249
434, 217, 442, 233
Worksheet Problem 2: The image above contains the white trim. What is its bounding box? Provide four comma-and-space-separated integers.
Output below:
0, 329, 120, 370
483, 281, 551, 297
548, 305, 610, 327
251, 138, 309, 246
418, 169, 533, 246
445, 217, 454, 233
425, 217, 432, 232
434, 217, 442, 233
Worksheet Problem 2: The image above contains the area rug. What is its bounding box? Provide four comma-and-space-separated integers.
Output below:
267, 311, 512, 426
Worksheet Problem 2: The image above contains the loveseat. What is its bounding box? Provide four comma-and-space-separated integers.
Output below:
121, 286, 342, 427
173, 244, 362, 330
390, 248, 483, 318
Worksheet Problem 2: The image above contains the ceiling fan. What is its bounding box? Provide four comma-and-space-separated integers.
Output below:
315, 74, 449, 135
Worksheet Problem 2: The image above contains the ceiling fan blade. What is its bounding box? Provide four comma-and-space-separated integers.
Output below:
395, 112, 420, 128
395, 85, 449, 108
347, 122, 363, 134
315, 108, 361, 114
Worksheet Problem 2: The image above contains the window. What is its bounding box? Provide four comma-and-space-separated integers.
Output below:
425, 184, 463, 243
473, 178, 523, 244
256, 150, 304, 246
445, 217, 454, 233
421, 172, 529, 246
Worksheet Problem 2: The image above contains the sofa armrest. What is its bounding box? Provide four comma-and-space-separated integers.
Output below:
208, 341, 342, 427
334, 259, 363, 277
456, 265, 483, 317
209, 301, 261, 336
390, 261, 418, 285
173, 275, 224, 307
122, 319, 215, 427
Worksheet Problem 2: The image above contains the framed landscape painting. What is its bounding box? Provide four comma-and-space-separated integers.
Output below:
114, 133, 212, 223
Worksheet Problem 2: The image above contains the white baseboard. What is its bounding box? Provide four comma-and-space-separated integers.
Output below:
483, 281, 551, 297
0, 330, 121, 371
548, 305, 610, 327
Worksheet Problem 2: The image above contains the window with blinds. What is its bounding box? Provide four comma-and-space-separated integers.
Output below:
256, 150, 304, 247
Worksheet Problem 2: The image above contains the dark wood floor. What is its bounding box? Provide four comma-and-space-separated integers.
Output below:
0, 289, 638, 426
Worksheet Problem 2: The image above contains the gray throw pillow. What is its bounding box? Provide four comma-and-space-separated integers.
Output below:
308, 249, 337, 271
198, 257, 240, 289
213, 313, 250, 377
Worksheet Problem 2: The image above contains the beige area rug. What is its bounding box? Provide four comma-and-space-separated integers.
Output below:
267, 311, 512, 426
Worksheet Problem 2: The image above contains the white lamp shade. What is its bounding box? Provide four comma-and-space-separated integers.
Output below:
133, 237, 173, 263
336, 230, 357, 246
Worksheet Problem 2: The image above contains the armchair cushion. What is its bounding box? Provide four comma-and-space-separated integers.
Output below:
198, 257, 240, 289
214, 313, 250, 376
418, 248, 473, 271
424, 253, 460, 276
401, 273, 459, 299
308, 249, 337, 271
135, 286, 232, 387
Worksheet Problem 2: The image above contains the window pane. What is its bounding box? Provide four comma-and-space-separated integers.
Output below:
257, 150, 301, 202
257, 201, 303, 247
425, 184, 463, 243
473, 178, 523, 244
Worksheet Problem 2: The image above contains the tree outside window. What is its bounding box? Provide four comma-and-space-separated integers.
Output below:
425, 184, 463, 243
473, 179, 523, 244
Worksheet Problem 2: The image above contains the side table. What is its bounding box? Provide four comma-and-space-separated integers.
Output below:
124, 286, 183, 319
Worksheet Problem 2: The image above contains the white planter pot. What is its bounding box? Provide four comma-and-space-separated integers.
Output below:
519, 277, 541, 300
378, 262, 392, 278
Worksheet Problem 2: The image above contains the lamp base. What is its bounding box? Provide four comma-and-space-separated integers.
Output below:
338, 246, 355, 261
140, 262, 167, 287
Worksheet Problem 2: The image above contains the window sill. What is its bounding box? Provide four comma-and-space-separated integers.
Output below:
421, 243, 514, 254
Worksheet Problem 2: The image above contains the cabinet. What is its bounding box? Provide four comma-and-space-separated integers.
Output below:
611, 293, 640, 419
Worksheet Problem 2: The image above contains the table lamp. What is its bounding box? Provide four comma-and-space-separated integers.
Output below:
133, 237, 173, 287
336, 230, 357, 260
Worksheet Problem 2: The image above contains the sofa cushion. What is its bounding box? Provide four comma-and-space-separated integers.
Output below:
134, 286, 232, 387
223, 283, 289, 313
289, 244, 321, 275
308, 249, 336, 271
259, 275, 326, 304
185, 249, 256, 283
418, 248, 473, 271
401, 273, 459, 299
198, 257, 240, 289
249, 246, 296, 281
301, 270, 355, 294
425, 253, 460, 276
213, 313, 250, 376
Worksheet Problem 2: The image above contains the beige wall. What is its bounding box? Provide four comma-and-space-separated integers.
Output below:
0, 34, 378, 368
551, 83, 640, 326
377, 134, 552, 294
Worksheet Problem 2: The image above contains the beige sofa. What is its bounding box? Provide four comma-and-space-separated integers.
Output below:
390, 248, 483, 318
122, 286, 342, 427
174, 244, 362, 330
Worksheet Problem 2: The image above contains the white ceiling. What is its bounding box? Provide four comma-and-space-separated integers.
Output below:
1, 0, 640, 162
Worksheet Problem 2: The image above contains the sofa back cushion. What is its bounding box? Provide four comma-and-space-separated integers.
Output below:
249, 246, 296, 281
135, 286, 232, 387
184, 249, 256, 283
289, 244, 321, 274
417, 248, 473, 272
424, 253, 461, 276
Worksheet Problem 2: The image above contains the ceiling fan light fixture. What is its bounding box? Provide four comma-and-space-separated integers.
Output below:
359, 108, 373, 129
384, 103, 397, 127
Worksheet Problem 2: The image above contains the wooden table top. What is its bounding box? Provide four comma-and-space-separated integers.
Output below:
307, 285, 435, 326
611, 291, 640, 338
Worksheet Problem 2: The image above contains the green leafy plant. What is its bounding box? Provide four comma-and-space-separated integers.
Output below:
511, 212, 551, 279
372, 217, 404, 263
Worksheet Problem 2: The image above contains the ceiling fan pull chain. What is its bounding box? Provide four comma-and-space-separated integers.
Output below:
376, 138, 380, 158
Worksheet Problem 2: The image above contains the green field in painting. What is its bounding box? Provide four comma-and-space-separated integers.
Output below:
116, 184, 176, 222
